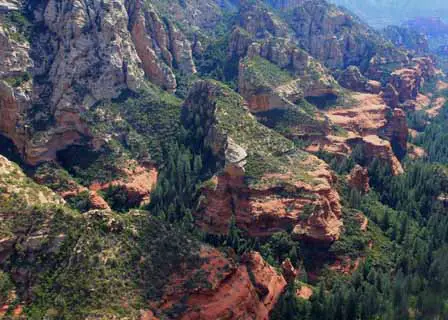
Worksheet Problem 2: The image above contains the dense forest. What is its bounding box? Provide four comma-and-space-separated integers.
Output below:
146, 90, 448, 319
1, 0, 448, 318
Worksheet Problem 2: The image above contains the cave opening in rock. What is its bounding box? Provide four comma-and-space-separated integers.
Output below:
305, 93, 339, 110
0, 134, 23, 165
56, 145, 101, 176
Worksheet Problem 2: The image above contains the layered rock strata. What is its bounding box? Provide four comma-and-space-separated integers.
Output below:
185, 81, 343, 243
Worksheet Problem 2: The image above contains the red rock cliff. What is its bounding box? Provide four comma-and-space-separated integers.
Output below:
149, 247, 286, 320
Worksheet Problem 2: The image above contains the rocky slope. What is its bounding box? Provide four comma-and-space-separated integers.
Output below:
383, 25, 429, 54
329, 0, 448, 28
0, 155, 64, 207
0, 157, 286, 319
0, 0, 197, 165
0, 0, 446, 318
222, 0, 436, 172
184, 81, 343, 243
149, 249, 286, 319
0, 0, 435, 169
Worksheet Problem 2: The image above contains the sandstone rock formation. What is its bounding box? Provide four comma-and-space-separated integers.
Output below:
353, 135, 404, 175
89, 161, 158, 207
382, 108, 408, 159
347, 165, 370, 194
31, 163, 112, 210
279, 0, 409, 73
297, 285, 314, 300
239, 0, 289, 38
149, 0, 237, 32
390, 68, 421, 103
383, 25, 429, 54
129, 0, 196, 92
150, 247, 286, 320
337, 66, 381, 94
222, 0, 434, 176
322, 93, 406, 174
382, 83, 400, 108
0, 13, 33, 161
0, 0, 144, 164
185, 81, 343, 243
239, 42, 340, 111
33, 159, 158, 211
230, 2, 342, 113
388, 57, 436, 104
2, 1, 446, 318
281, 258, 298, 283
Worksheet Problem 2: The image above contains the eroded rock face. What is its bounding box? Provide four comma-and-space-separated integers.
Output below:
150, 247, 286, 320
185, 81, 343, 243
0, 0, 196, 165
130, 9, 176, 91
31, 163, 112, 210
284, 0, 408, 72
297, 284, 313, 300
382, 108, 408, 159
382, 83, 399, 108
242, 252, 287, 313
0, 80, 29, 157
327, 93, 390, 135
322, 93, 406, 172
347, 165, 370, 194
232, 3, 341, 111
149, 0, 237, 32
337, 66, 381, 94
0, 21, 31, 77
0, 0, 145, 164
197, 162, 343, 243
352, 135, 404, 175
281, 258, 298, 283
390, 68, 421, 103
383, 25, 429, 54
241, 40, 340, 107
388, 57, 436, 105
365, 46, 410, 82
129, 1, 196, 92
0, 16, 33, 160
89, 161, 158, 207
239, 0, 289, 38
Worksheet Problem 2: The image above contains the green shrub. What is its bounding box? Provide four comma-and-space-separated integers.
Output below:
0, 271, 13, 304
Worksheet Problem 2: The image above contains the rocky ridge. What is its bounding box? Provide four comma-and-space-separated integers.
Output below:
149, 248, 286, 319
0, 0, 196, 165
185, 81, 343, 243
0, 0, 446, 318
0, 0, 437, 169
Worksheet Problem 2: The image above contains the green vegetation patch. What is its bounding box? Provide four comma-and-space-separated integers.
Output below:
212, 81, 294, 156
56, 84, 182, 186
255, 100, 328, 141
1, 11, 32, 43
1, 205, 201, 319
184, 80, 327, 188
86, 84, 182, 164
3, 72, 31, 87
241, 56, 294, 91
